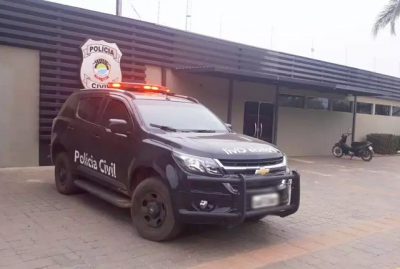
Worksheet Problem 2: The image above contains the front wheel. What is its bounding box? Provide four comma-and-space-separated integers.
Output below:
332, 146, 344, 158
131, 177, 182, 241
361, 149, 373, 162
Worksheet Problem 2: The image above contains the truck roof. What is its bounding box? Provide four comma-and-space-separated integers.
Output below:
80, 88, 198, 103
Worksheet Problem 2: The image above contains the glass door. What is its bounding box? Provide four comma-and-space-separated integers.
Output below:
243, 101, 259, 138
243, 101, 274, 143
258, 102, 274, 143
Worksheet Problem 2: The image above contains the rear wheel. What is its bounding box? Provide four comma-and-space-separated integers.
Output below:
332, 146, 343, 158
131, 177, 182, 241
54, 152, 80, 195
361, 149, 373, 162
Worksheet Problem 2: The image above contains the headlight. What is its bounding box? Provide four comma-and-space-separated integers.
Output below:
172, 152, 222, 176
282, 154, 287, 166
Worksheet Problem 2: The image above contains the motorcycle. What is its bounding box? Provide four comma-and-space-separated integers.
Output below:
332, 129, 374, 161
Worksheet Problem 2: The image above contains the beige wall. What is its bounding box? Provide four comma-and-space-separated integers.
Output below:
0, 45, 40, 167
166, 69, 230, 122
145, 65, 162, 85
353, 96, 400, 141
277, 88, 352, 156
277, 108, 353, 156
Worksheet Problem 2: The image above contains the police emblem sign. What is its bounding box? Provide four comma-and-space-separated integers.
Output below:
80, 39, 123, 89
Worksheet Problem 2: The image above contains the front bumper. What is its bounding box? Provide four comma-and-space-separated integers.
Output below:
177, 171, 300, 226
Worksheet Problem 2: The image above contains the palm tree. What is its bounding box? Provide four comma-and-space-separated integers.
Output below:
373, 0, 400, 36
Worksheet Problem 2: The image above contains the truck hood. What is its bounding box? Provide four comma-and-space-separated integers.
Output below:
151, 132, 283, 160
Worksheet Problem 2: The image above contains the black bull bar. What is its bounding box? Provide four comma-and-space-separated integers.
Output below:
179, 171, 300, 227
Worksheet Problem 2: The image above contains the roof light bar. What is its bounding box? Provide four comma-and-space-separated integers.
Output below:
108, 82, 170, 93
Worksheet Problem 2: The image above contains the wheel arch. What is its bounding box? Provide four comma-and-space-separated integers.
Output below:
128, 166, 163, 196
51, 143, 67, 164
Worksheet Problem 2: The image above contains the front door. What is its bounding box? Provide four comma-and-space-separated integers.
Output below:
96, 96, 135, 190
243, 101, 274, 143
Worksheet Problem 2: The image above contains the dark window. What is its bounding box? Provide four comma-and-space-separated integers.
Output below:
77, 97, 102, 123
393, 106, 400, 117
59, 94, 78, 118
375, 104, 390, 116
332, 99, 353, 113
102, 99, 131, 126
356, 102, 373, 114
307, 97, 329, 110
278, 95, 304, 108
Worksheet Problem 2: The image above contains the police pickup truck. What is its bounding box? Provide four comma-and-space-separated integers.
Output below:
50, 82, 300, 241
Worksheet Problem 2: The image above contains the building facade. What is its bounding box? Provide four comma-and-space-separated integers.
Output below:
1, 0, 400, 167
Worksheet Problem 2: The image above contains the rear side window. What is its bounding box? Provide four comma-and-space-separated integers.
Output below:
77, 97, 103, 124
58, 94, 78, 118
101, 99, 131, 126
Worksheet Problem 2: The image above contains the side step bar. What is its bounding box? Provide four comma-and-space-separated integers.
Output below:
74, 180, 131, 208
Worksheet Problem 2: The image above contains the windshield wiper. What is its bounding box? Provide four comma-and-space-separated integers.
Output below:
149, 123, 177, 132
187, 130, 216, 133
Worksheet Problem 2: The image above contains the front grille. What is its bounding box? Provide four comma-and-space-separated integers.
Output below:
228, 166, 286, 175
218, 157, 283, 167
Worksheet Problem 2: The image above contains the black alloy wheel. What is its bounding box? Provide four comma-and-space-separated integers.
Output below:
131, 177, 182, 241
140, 192, 167, 228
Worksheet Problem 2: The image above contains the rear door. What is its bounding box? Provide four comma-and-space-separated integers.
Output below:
72, 94, 105, 176
95, 96, 136, 190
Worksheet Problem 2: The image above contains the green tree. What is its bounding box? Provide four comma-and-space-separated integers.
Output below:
373, 0, 400, 36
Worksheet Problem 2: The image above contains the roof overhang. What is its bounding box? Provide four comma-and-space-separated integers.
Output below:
174, 66, 384, 97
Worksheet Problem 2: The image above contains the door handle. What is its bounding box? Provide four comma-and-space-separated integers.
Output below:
67, 126, 74, 130
260, 123, 263, 137
253, 123, 257, 137
93, 134, 100, 138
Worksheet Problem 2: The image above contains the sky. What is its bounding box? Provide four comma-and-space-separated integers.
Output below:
47, 0, 400, 78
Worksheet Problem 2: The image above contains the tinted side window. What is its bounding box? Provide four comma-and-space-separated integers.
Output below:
59, 94, 78, 118
77, 97, 103, 123
102, 99, 131, 126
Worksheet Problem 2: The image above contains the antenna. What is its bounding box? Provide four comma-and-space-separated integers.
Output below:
185, 0, 192, 31
129, 0, 141, 20
311, 39, 315, 58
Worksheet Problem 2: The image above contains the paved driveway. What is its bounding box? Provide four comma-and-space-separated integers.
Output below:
1, 156, 400, 269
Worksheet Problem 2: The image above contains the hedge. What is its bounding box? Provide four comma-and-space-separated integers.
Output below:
366, 133, 400, 155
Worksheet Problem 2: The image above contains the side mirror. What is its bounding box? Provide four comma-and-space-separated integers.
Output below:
107, 119, 129, 137
225, 123, 232, 129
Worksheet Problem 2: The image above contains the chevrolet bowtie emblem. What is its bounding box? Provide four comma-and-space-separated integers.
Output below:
255, 167, 270, 175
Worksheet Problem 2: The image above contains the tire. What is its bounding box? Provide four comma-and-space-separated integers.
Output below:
361, 149, 373, 162
131, 177, 182, 241
246, 214, 268, 222
332, 146, 344, 158
54, 152, 80, 195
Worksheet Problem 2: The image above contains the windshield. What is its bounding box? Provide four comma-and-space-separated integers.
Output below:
134, 100, 229, 132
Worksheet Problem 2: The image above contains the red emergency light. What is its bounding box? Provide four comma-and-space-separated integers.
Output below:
108, 82, 170, 93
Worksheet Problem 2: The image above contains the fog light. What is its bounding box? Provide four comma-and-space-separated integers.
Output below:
199, 200, 208, 209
